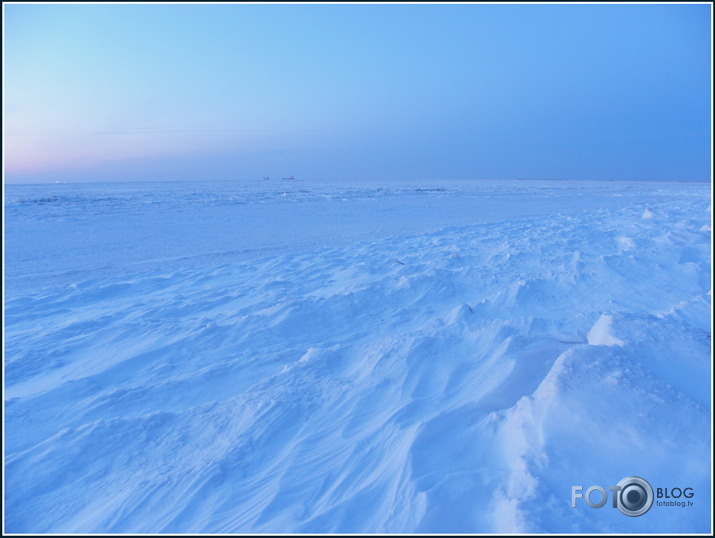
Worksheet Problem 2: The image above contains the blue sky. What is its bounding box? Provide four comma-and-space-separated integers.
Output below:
4, 2, 712, 183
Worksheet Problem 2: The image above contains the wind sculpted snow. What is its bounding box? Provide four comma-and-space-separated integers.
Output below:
4, 179, 711, 533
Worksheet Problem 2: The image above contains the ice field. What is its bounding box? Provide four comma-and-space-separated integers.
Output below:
4, 178, 712, 533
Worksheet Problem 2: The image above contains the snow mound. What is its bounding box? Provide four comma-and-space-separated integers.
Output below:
587, 314, 624, 346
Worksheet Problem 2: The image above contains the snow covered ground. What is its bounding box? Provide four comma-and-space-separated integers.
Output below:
4, 178, 712, 533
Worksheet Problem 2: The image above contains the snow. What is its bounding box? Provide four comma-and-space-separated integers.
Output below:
587, 314, 624, 346
4, 178, 712, 533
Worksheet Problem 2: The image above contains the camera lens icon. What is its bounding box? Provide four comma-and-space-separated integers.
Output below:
616, 476, 653, 517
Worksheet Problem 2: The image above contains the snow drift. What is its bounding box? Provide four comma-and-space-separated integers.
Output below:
4, 179, 711, 533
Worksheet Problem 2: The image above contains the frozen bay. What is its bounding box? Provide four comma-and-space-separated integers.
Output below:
4, 178, 712, 533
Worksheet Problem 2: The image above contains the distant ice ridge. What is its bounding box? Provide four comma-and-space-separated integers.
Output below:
4, 180, 711, 533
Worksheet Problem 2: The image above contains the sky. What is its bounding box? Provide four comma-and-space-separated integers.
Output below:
3, 2, 712, 183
